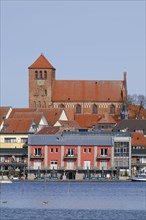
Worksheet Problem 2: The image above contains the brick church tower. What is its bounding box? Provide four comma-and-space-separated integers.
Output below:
28, 54, 55, 109
29, 54, 128, 120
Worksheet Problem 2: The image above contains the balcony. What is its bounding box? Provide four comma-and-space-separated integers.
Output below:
131, 161, 146, 166
30, 154, 44, 159
96, 154, 111, 160
63, 154, 78, 159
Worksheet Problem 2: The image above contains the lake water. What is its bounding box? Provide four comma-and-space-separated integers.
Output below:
0, 181, 146, 220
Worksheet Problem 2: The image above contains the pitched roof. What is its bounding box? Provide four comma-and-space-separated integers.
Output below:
132, 132, 146, 148
37, 108, 64, 125
53, 80, 125, 102
75, 114, 102, 128
28, 54, 55, 69
0, 106, 11, 125
9, 108, 35, 118
128, 105, 146, 119
75, 114, 120, 129
1, 118, 34, 133
112, 119, 146, 135
12, 112, 44, 124
97, 114, 119, 124
58, 120, 80, 128
36, 126, 60, 135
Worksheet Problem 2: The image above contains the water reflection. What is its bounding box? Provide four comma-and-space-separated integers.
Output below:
1, 181, 145, 211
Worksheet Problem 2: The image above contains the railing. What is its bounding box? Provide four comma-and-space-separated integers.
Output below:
0, 161, 27, 165
63, 154, 78, 159
131, 162, 146, 166
30, 154, 44, 159
96, 154, 111, 159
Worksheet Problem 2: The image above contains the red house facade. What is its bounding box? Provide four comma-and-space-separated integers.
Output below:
28, 132, 131, 180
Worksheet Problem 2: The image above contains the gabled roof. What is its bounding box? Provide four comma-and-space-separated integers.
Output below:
97, 114, 119, 124
75, 114, 102, 128
37, 108, 66, 125
1, 118, 35, 133
9, 108, 35, 118
28, 54, 55, 69
12, 112, 45, 124
36, 126, 60, 135
128, 105, 146, 119
112, 119, 146, 135
0, 106, 12, 126
58, 120, 80, 128
75, 114, 120, 129
132, 132, 146, 148
53, 80, 125, 102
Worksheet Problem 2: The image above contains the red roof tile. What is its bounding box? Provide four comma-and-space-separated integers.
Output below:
28, 54, 55, 69
37, 108, 64, 125
37, 126, 60, 134
132, 132, 146, 148
9, 108, 35, 118
13, 112, 43, 124
0, 107, 11, 125
2, 118, 34, 133
75, 114, 102, 128
53, 80, 125, 102
128, 105, 146, 119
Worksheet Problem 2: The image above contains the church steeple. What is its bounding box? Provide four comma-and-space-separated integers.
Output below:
28, 54, 55, 70
28, 54, 55, 109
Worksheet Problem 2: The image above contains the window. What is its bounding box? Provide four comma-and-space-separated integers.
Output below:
40, 71, 42, 79
4, 138, 16, 143
44, 71, 47, 79
56, 148, 58, 153
35, 71, 38, 79
34, 148, 42, 156
92, 104, 98, 114
50, 160, 58, 169
76, 104, 81, 114
45, 90, 47, 96
67, 148, 74, 156
88, 148, 91, 153
114, 142, 129, 156
100, 148, 108, 156
21, 138, 28, 143
110, 104, 115, 114
50, 148, 53, 153
84, 148, 86, 153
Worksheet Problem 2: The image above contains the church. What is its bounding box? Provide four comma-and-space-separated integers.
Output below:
28, 54, 128, 119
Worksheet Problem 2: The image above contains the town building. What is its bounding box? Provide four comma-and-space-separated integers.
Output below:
28, 131, 131, 180
28, 54, 128, 120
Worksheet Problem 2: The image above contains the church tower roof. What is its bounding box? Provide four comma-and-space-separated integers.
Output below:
28, 54, 55, 69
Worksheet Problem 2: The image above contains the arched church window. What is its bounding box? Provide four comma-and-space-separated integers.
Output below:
92, 104, 98, 114
44, 71, 47, 79
35, 71, 38, 79
40, 71, 42, 79
110, 104, 115, 114
76, 104, 81, 114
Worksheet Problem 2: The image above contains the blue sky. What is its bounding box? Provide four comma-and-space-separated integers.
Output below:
1, 1, 145, 107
